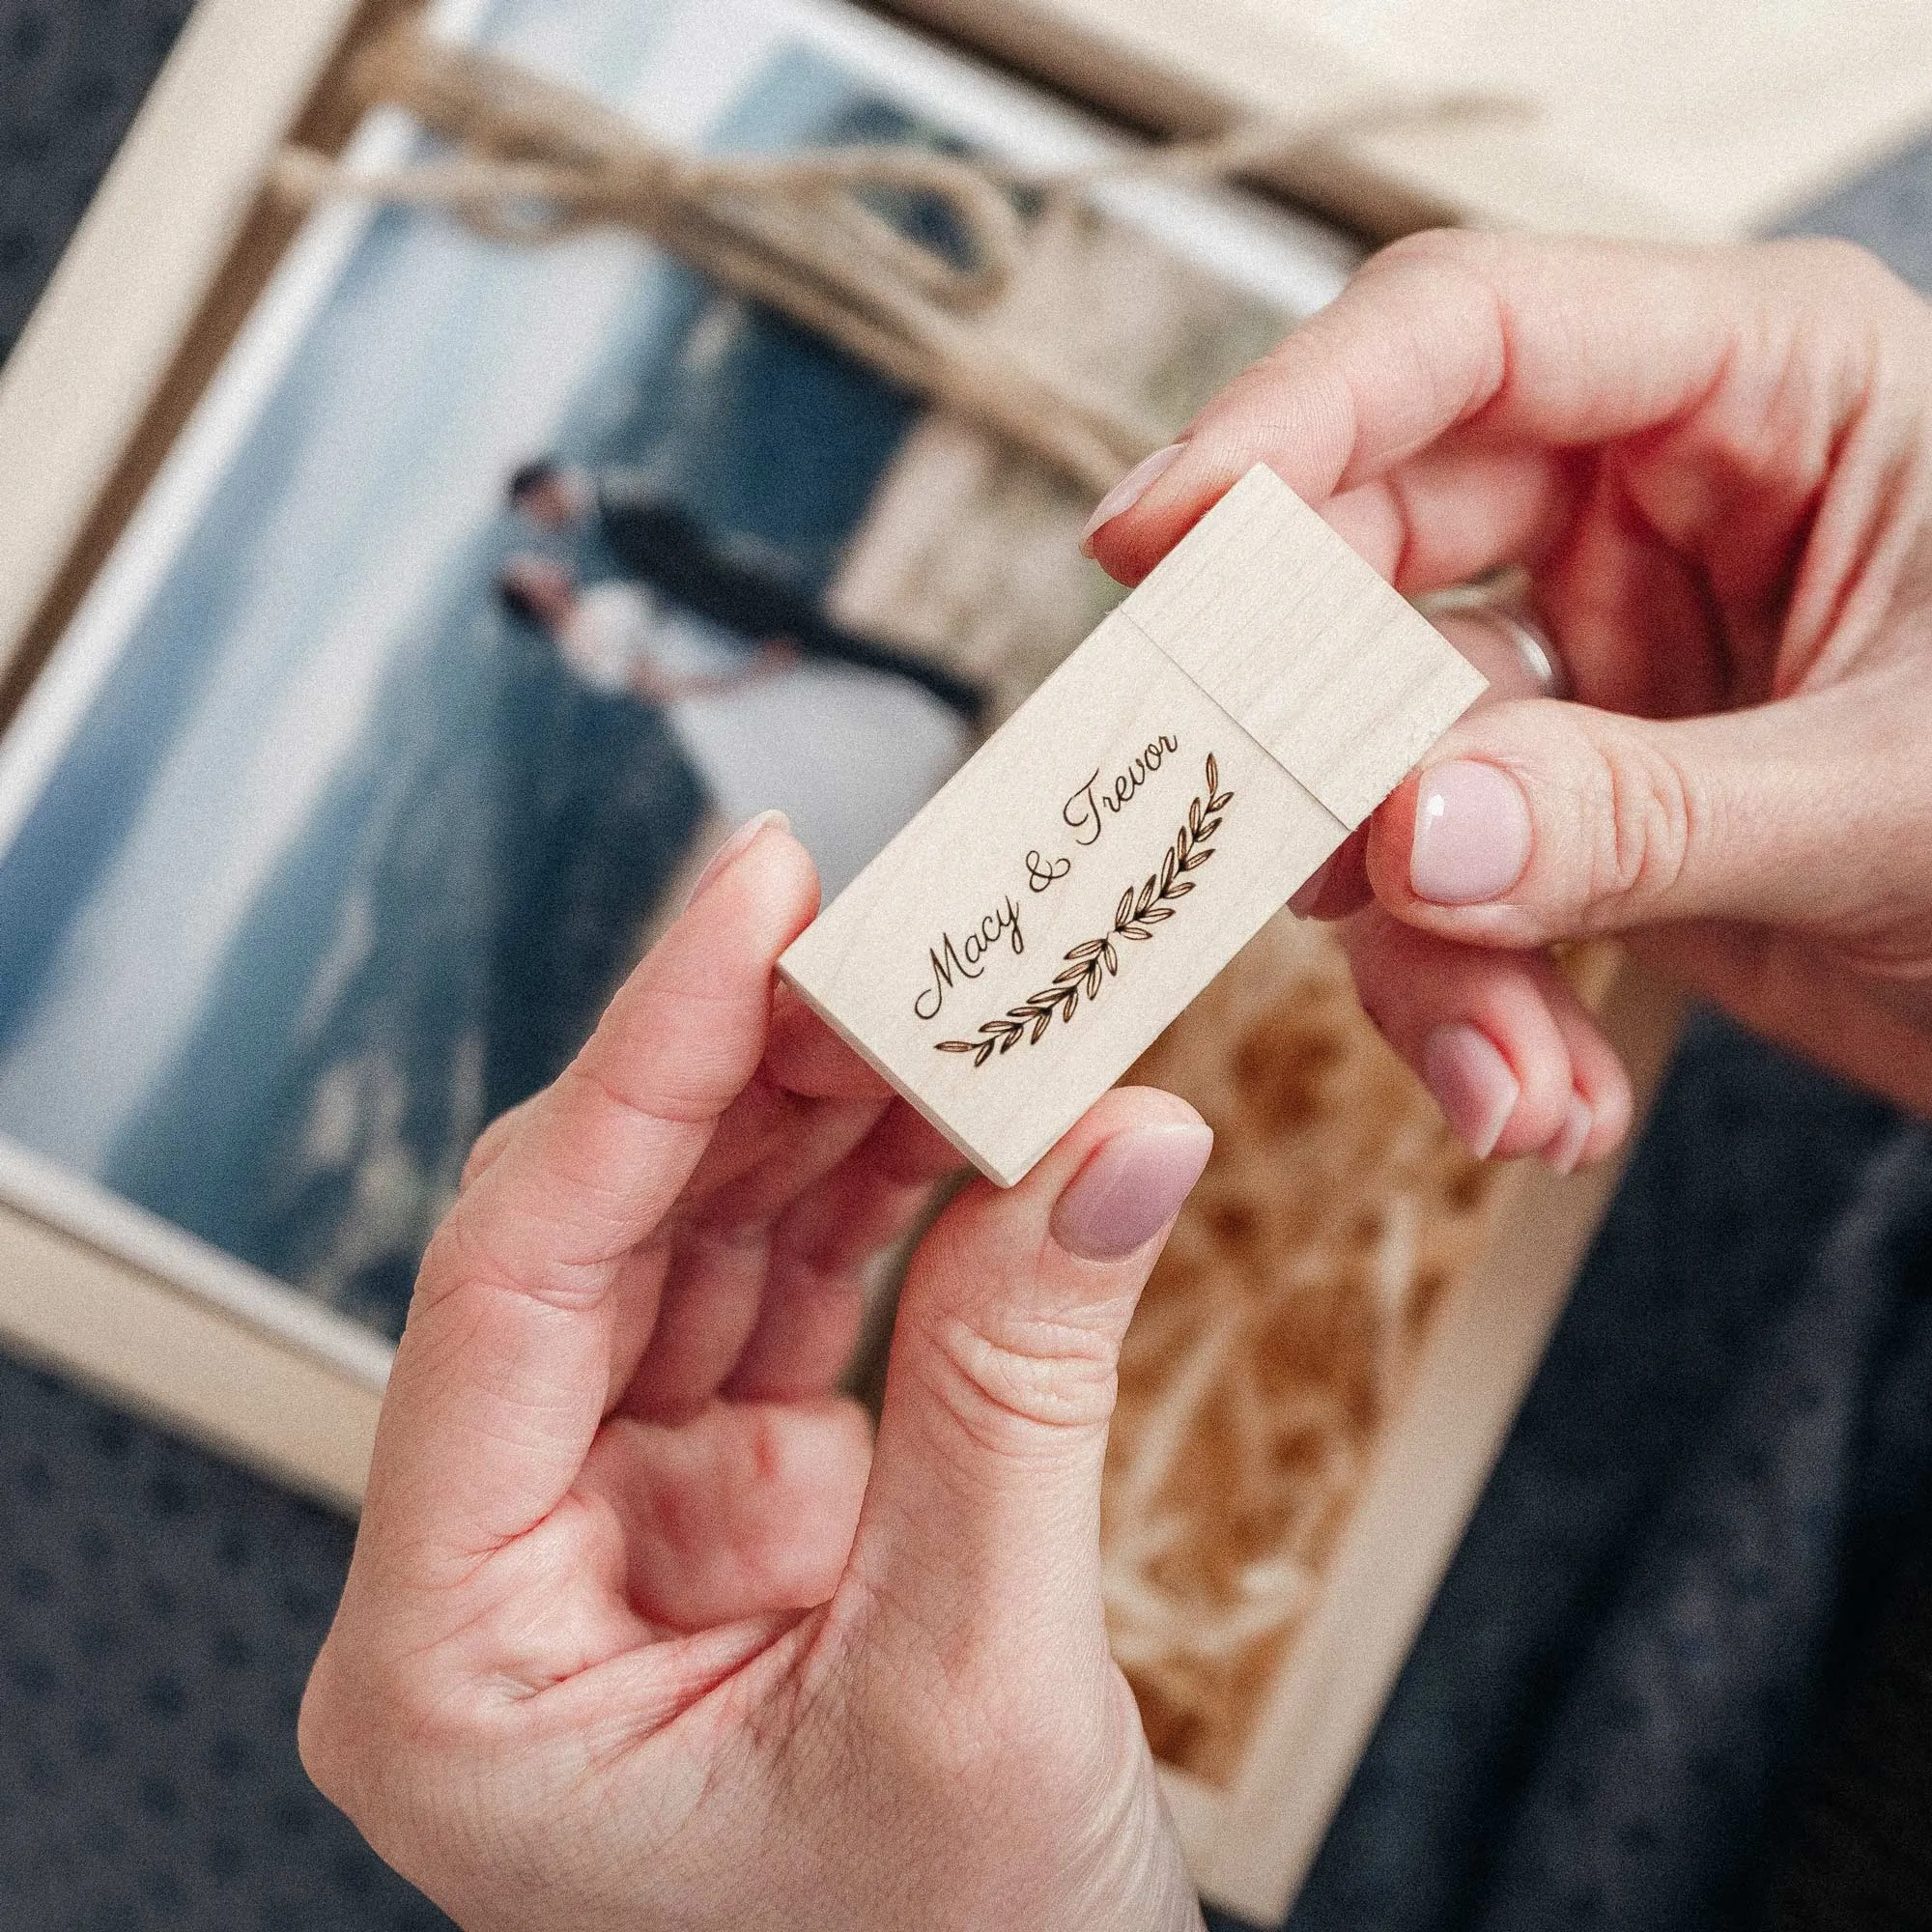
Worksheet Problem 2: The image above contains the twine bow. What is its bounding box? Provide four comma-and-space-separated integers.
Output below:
274, 24, 1526, 494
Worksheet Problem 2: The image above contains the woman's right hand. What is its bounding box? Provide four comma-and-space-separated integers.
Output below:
1087, 232, 1932, 1168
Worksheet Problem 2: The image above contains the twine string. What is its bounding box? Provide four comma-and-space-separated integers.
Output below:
273, 23, 1529, 494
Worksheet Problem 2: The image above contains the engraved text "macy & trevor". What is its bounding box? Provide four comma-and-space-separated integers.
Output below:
914, 896, 1024, 1020
1061, 733, 1179, 846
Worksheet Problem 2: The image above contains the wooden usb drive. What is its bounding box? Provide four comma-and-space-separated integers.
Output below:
779, 465, 1488, 1185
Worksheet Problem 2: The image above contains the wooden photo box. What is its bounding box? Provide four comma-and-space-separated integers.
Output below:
5, 0, 1927, 1918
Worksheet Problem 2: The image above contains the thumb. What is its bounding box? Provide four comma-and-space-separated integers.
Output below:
1364, 685, 1910, 949
844, 1088, 1211, 1662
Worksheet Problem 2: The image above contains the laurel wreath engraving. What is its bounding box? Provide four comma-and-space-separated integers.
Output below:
935, 753, 1233, 1067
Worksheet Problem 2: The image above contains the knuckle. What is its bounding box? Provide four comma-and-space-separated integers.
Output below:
298, 1642, 474, 1827
428, 1196, 604, 1317
1580, 730, 1698, 917
1368, 225, 1491, 276
298, 1659, 413, 1825
924, 1304, 1122, 1444
1762, 234, 1894, 296
296, 1662, 354, 1803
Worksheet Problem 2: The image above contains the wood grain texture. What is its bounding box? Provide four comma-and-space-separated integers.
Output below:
780, 467, 1483, 1184
783, 617, 1344, 1182
0, 2, 1702, 1907
1127, 467, 1486, 828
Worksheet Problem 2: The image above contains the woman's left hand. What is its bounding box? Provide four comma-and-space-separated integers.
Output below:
299, 814, 1209, 1931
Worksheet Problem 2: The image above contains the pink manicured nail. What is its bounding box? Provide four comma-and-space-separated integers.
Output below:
1544, 1094, 1593, 1176
1079, 442, 1187, 552
1421, 1024, 1519, 1159
1051, 1122, 1214, 1260
1410, 761, 1532, 905
685, 810, 789, 910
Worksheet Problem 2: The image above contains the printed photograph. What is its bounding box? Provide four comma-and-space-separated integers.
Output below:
0, 0, 1355, 1359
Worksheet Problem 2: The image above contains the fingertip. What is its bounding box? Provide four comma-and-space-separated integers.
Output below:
573, 818, 823, 1158
1013, 1084, 1204, 1181
1368, 757, 1535, 917
1410, 760, 1535, 907
1587, 1080, 1634, 1164
1541, 983, 1635, 1169
1483, 1015, 1582, 1161
765, 985, 894, 1101
1040, 1083, 1208, 1183
1047, 1102, 1214, 1263
1540, 1093, 1593, 1176
685, 810, 787, 911
1348, 912, 1577, 1161
671, 815, 821, 973
1573, 1051, 1634, 1167
937, 1085, 1206, 1264
1477, 961, 1635, 1170
1079, 441, 1189, 558
1360, 720, 1546, 938
1420, 1022, 1519, 1158
739, 818, 822, 932
1084, 447, 1246, 586
1487, 1002, 1633, 1173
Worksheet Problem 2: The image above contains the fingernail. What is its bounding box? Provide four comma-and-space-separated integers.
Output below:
1079, 442, 1187, 552
685, 810, 788, 910
1421, 1024, 1519, 1159
1410, 761, 1532, 905
1051, 1122, 1214, 1261
1543, 1094, 1593, 1176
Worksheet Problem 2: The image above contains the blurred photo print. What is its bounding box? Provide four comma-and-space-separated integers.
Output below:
0, 0, 1357, 1363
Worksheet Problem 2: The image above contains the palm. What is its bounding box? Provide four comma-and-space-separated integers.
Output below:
336, 875, 958, 1713
406, 1038, 925, 1686
571, 1394, 872, 1634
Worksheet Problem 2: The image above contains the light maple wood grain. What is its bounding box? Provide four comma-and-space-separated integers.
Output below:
780, 467, 1484, 1184
1128, 467, 1487, 828
783, 619, 1344, 1182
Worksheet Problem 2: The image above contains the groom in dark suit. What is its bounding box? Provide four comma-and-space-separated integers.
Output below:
507, 460, 987, 727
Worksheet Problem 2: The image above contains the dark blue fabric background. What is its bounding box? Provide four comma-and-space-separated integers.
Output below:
1263, 1021, 1932, 1932
8, 8, 1932, 1927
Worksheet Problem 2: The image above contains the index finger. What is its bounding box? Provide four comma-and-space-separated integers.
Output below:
1088, 231, 1751, 590
360, 821, 819, 1573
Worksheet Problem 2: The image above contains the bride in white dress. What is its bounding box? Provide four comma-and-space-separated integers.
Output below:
500, 554, 971, 899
